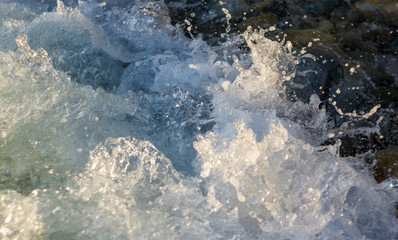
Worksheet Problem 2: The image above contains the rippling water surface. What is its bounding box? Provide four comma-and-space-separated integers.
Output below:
0, 0, 397, 239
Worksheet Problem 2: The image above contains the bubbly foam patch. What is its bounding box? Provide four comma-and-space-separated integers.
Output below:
0, 1, 396, 239
0, 35, 143, 194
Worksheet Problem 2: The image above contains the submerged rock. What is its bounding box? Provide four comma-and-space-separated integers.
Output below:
165, 0, 398, 183
371, 144, 398, 182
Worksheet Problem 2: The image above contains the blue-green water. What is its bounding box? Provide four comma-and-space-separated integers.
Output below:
0, 1, 397, 239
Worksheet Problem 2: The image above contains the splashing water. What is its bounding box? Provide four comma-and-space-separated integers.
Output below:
0, 0, 397, 239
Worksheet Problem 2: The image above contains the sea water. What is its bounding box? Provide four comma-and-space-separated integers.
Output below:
0, 0, 397, 239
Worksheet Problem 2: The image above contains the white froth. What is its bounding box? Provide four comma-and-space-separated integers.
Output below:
0, 1, 396, 239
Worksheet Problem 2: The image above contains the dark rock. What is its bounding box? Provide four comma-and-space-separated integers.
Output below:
165, 0, 398, 181
370, 145, 398, 182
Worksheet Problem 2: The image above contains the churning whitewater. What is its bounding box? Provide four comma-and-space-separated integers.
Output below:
0, 0, 397, 239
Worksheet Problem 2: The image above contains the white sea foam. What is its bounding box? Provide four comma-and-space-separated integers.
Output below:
0, 1, 396, 239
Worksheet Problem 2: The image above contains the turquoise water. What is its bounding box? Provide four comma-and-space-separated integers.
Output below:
0, 1, 397, 239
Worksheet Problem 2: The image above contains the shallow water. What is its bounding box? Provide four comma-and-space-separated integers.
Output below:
0, 0, 397, 239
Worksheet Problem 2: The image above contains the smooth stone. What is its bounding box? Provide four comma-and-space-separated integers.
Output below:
241, 12, 278, 28
372, 145, 398, 182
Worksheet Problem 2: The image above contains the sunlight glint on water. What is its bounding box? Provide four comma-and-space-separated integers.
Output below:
0, 1, 396, 239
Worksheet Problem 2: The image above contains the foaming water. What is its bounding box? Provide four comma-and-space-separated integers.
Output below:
0, 1, 397, 239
